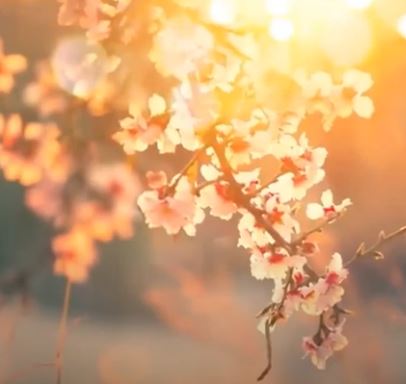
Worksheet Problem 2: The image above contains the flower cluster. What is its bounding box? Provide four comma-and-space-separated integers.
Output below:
0, 36, 141, 283
26, 153, 141, 282
0, 0, 402, 380
0, 39, 26, 94
105, 1, 375, 373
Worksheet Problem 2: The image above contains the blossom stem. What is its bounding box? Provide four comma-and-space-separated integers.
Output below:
211, 140, 292, 251
168, 148, 204, 193
291, 214, 340, 248
257, 319, 272, 382
255, 172, 285, 195
55, 279, 72, 384
194, 178, 223, 194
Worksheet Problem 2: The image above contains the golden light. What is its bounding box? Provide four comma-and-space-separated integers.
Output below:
209, 0, 236, 25
345, 0, 373, 10
291, 0, 347, 43
321, 12, 372, 66
374, 0, 406, 27
396, 14, 406, 39
265, 0, 292, 16
268, 18, 294, 41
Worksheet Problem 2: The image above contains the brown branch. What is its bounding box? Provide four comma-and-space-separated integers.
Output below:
291, 214, 340, 248
257, 319, 272, 382
256, 269, 293, 380
194, 178, 223, 194
345, 225, 406, 268
167, 148, 205, 194
255, 172, 284, 195
313, 312, 329, 345
211, 140, 292, 251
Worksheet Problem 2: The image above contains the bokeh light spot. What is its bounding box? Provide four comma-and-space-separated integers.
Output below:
209, 0, 236, 25
345, 0, 373, 10
265, 0, 292, 16
321, 12, 372, 66
397, 14, 406, 39
268, 18, 294, 41
52, 36, 109, 99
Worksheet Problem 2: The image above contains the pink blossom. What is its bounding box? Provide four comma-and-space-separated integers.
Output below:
301, 253, 348, 315
149, 18, 213, 80
307, 189, 352, 220
303, 322, 348, 369
198, 182, 238, 220
334, 69, 374, 119
138, 176, 204, 236
250, 248, 306, 281
113, 94, 170, 154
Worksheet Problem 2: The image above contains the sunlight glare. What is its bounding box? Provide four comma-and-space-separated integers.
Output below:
209, 0, 236, 25
397, 14, 406, 39
268, 18, 294, 41
265, 0, 292, 16
345, 0, 373, 10
321, 12, 372, 66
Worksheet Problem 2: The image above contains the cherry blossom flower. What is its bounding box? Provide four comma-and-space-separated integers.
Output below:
0, 0, 386, 373
223, 113, 278, 167
296, 71, 335, 117
138, 176, 204, 236
72, 201, 133, 242
263, 173, 295, 203
57, 0, 98, 28
0, 116, 63, 186
168, 81, 220, 151
250, 248, 306, 281
0, 40, 27, 93
113, 94, 171, 153
23, 61, 68, 117
307, 189, 352, 221
53, 227, 97, 283
279, 135, 328, 200
302, 322, 348, 369
82, 163, 141, 241
198, 182, 238, 220
264, 194, 300, 242
301, 253, 348, 316
334, 69, 374, 119
238, 212, 275, 250
146, 170, 168, 190
25, 178, 66, 225
205, 52, 241, 93
149, 17, 213, 80
86, 20, 111, 42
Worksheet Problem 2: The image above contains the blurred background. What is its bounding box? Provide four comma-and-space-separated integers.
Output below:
0, 0, 406, 383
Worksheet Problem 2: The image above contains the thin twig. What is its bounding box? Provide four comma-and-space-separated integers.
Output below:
255, 172, 284, 195
291, 214, 340, 248
256, 269, 293, 381
257, 319, 272, 382
345, 226, 406, 267
55, 279, 72, 384
211, 140, 291, 251
194, 178, 223, 194
167, 148, 204, 193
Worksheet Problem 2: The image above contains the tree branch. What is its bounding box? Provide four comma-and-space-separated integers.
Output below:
345, 225, 406, 267
257, 319, 272, 382
211, 140, 292, 251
